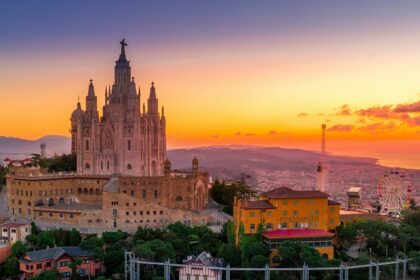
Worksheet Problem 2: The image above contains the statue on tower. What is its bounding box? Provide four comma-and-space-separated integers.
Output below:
120, 39, 128, 55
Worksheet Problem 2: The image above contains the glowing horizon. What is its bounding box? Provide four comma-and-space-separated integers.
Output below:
0, 1, 419, 162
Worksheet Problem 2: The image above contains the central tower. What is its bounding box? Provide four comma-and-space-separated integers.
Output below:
71, 40, 167, 176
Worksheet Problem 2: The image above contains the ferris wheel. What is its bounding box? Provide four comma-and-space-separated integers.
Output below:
377, 170, 412, 217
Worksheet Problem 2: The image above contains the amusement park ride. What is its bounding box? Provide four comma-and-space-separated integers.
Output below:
376, 170, 413, 217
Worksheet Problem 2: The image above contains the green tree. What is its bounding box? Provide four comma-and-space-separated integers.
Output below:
2, 256, 20, 277
36, 231, 55, 249
102, 230, 128, 244
210, 180, 255, 215
69, 228, 81, 246
12, 240, 28, 258
69, 257, 82, 280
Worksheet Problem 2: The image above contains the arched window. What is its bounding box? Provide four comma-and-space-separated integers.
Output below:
85, 163, 90, 169
89, 188, 94, 195
48, 198, 54, 206
175, 195, 183, 201
128, 140, 131, 151
107, 161, 110, 170
78, 188, 82, 194
59, 198, 65, 204
85, 139, 89, 151
127, 164, 132, 170
83, 188, 88, 195
95, 188, 100, 195
101, 161, 103, 170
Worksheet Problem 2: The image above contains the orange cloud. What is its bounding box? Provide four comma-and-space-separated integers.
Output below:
328, 124, 354, 132
297, 113, 308, 117
356, 122, 397, 133
394, 100, 420, 113
336, 104, 352, 116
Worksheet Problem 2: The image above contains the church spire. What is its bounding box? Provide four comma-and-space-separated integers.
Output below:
86, 79, 97, 114
147, 82, 158, 115
115, 39, 131, 87
87, 79, 95, 97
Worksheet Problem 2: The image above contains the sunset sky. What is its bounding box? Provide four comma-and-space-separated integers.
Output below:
0, 1, 419, 162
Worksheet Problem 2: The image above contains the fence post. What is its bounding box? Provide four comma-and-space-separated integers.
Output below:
369, 261, 374, 280
264, 263, 270, 280
130, 256, 136, 280
137, 261, 140, 280
344, 265, 349, 280
402, 257, 407, 280
395, 257, 399, 280
302, 263, 309, 280
226, 264, 231, 280
164, 259, 170, 280
375, 262, 380, 280
339, 264, 344, 280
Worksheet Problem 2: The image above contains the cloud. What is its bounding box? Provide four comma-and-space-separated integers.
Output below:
297, 113, 308, 117
245, 133, 255, 137
327, 124, 354, 132
212, 134, 219, 139
357, 122, 397, 133
235, 132, 241, 136
267, 130, 278, 135
394, 100, 420, 113
336, 104, 352, 116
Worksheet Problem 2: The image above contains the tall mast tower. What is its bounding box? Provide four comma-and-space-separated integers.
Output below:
40, 143, 46, 159
316, 124, 327, 192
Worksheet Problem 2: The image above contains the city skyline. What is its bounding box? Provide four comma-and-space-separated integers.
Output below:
1, 0, 419, 162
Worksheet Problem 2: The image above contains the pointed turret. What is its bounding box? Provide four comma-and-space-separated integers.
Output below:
147, 82, 158, 115
86, 79, 98, 114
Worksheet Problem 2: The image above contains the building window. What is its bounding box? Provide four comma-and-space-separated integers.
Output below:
266, 223, 273, 229
131, 190, 134, 196
330, 218, 335, 225
267, 210, 272, 217
293, 199, 299, 205
249, 212, 256, 217
127, 164, 132, 170
107, 161, 110, 170
128, 140, 131, 151
126, 211, 129, 216
113, 209, 118, 216
85, 163, 90, 169
175, 195, 183, 201
281, 223, 287, 229
282, 199, 288, 205
142, 190, 147, 199
250, 224, 255, 231
154, 190, 158, 198
85, 139, 89, 151
101, 161, 103, 170
330, 207, 335, 213
293, 210, 298, 216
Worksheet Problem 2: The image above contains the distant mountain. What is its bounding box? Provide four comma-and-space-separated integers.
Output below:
1, 136, 419, 203
167, 146, 420, 204
0, 135, 70, 156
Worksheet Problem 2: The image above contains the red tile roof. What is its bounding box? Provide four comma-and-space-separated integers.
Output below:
0, 222, 27, 229
262, 187, 329, 199
240, 200, 276, 210
263, 229, 334, 239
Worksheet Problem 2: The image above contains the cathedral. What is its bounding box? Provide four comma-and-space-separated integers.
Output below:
7, 41, 211, 232
71, 39, 166, 176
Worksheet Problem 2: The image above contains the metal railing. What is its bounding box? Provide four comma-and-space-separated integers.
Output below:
125, 251, 413, 280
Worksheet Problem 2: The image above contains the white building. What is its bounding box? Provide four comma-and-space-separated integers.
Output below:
179, 251, 224, 280
0, 221, 30, 244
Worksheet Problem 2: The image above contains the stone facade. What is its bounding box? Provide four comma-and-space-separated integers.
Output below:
71, 39, 166, 176
6, 40, 210, 232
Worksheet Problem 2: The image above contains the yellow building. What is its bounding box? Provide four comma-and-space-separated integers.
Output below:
233, 187, 340, 259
